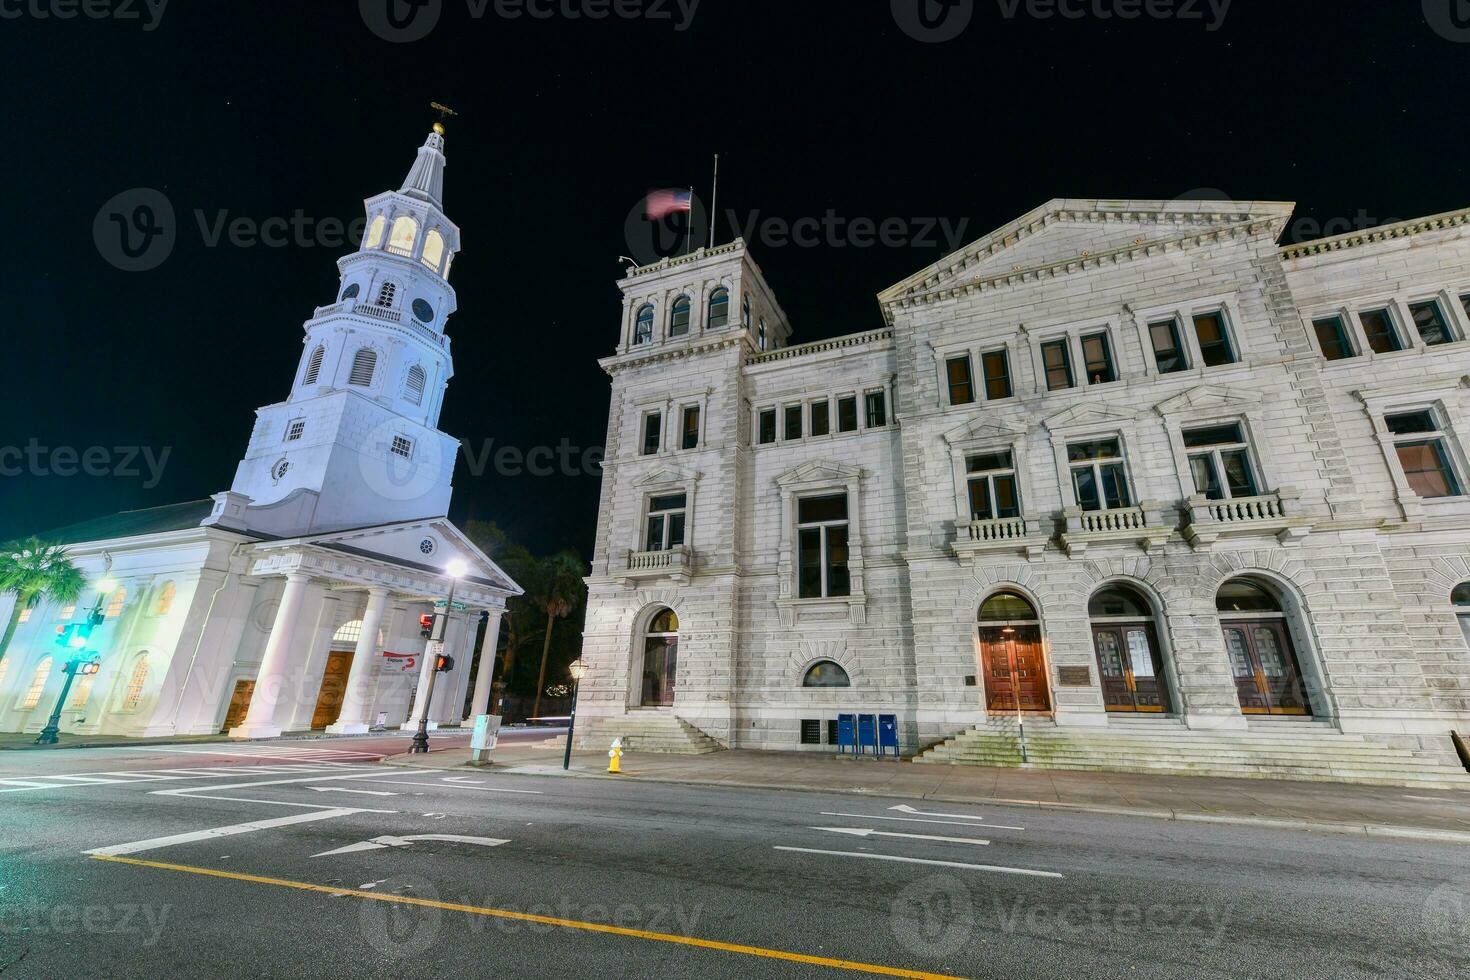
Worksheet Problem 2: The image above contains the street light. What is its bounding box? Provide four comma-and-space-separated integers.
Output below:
409, 560, 468, 754
36, 579, 115, 746
563, 658, 588, 771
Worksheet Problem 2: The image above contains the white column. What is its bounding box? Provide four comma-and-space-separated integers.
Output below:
229, 572, 311, 740
429, 614, 466, 723
326, 587, 389, 735
467, 609, 503, 720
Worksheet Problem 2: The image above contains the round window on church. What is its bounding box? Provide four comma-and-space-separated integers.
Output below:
419, 538, 437, 556
340, 283, 361, 302
272, 459, 290, 482
412, 298, 435, 323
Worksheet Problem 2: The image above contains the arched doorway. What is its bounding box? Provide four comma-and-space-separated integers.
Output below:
1217, 578, 1311, 715
640, 608, 679, 706
978, 591, 1049, 712
1089, 584, 1171, 713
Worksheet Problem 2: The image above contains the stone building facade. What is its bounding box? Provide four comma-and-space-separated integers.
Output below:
579, 198, 1470, 780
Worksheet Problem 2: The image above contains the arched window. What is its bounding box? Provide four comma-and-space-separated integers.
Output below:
978, 590, 1039, 624
303, 345, 326, 386
802, 661, 851, 688
707, 287, 730, 329
365, 214, 386, 249
333, 619, 364, 645
633, 304, 655, 345
21, 659, 51, 710
375, 281, 397, 307
348, 348, 378, 387
1454, 583, 1470, 647
421, 229, 446, 272
1215, 579, 1282, 613
742, 296, 752, 330
1217, 577, 1311, 716
105, 587, 128, 619
1088, 585, 1152, 618
404, 365, 427, 406
641, 608, 679, 706
152, 581, 176, 617
669, 295, 692, 337
387, 215, 418, 256
340, 283, 360, 303
120, 655, 150, 711
758, 318, 767, 351
69, 672, 96, 710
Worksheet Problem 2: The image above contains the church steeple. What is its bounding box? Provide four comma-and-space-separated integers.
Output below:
399, 125, 447, 209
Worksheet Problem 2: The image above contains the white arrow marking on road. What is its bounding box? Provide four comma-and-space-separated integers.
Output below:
775, 846, 1062, 878
86, 809, 365, 857
812, 827, 990, 846
312, 834, 510, 858
308, 786, 399, 797
890, 804, 989, 820
821, 812, 1026, 831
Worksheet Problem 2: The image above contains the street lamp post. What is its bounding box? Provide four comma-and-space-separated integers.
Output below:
409, 560, 468, 755
36, 578, 114, 746
563, 658, 587, 771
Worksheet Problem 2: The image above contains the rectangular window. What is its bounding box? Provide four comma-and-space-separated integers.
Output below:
837, 395, 858, 433
1068, 438, 1132, 511
1183, 423, 1259, 500
1192, 311, 1236, 367
810, 400, 830, 437
1040, 340, 1074, 391
644, 493, 688, 552
1461, 293, 1470, 326
390, 435, 414, 459
784, 405, 803, 441
797, 494, 851, 599
758, 408, 777, 445
982, 350, 1012, 400
642, 413, 661, 456
1312, 316, 1355, 360
946, 355, 975, 405
1386, 410, 1463, 498
1081, 331, 1116, 384
966, 450, 1021, 521
865, 390, 887, 428
1359, 308, 1402, 354
285, 419, 306, 442
1149, 319, 1189, 373
681, 406, 700, 450
1409, 300, 1454, 346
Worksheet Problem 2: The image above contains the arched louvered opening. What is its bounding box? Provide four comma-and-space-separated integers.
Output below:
303, 345, 326, 385
349, 348, 378, 387
364, 214, 386, 249
404, 365, 427, 406
387, 215, 418, 256
375, 281, 397, 307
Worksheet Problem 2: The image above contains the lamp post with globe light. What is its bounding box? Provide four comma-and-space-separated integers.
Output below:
409, 560, 469, 755
563, 658, 587, 770
35, 578, 115, 746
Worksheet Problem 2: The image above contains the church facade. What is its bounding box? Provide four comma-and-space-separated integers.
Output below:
0, 123, 521, 739
579, 198, 1470, 783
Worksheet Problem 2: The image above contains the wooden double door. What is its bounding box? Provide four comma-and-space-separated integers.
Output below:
310, 650, 355, 730
979, 626, 1050, 712
1222, 619, 1310, 715
1092, 623, 1170, 713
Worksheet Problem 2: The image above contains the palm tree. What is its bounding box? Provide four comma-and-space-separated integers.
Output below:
0, 538, 86, 666
529, 551, 588, 719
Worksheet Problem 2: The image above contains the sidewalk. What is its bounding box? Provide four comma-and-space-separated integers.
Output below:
387, 737, 1470, 845
0, 728, 433, 750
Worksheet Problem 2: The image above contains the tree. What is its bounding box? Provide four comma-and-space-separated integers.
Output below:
0, 538, 86, 666
529, 551, 588, 718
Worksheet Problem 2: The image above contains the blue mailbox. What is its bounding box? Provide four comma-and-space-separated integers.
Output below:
878, 714, 898, 758
836, 713, 857, 755
857, 714, 878, 755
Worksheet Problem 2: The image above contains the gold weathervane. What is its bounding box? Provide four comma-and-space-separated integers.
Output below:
430, 102, 459, 135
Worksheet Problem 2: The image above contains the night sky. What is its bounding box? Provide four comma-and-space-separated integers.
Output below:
3, 1, 1466, 558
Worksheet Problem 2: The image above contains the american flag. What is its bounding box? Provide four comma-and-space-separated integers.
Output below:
646, 188, 693, 220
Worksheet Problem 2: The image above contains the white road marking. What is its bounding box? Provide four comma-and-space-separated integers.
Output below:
151, 771, 408, 811
811, 826, 990, 846
890, 804, 988, 820
0, 765, 351, 794
1403, 795, 1459, 803
312, 834, 509, 858
85, 809, 366, 857
308, 786, 399, 797
774, 846, 1062, 878
820, 811, 1026, 831
338, 778, 542, 795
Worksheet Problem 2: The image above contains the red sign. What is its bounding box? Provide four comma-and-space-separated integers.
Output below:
383, 652, 419, 674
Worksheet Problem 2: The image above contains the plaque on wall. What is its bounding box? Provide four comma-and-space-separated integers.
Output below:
1056, 666, 1092, 687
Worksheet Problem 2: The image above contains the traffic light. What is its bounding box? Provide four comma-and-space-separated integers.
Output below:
418, 613, 435, 639
77, 659, 101, 676
54, 623, 93, 650
434, 654, 455, 673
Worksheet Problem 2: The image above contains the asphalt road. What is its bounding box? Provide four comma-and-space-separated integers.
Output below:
1, 735, 1467, 979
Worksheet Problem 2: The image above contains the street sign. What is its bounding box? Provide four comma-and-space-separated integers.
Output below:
433, 600, 469, 611
383, 652, 418, 673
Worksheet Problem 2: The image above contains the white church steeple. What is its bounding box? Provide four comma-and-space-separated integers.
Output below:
211, 120, 467, 537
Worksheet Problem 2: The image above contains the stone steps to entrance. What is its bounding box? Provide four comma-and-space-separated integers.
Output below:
576, 712, 723, 755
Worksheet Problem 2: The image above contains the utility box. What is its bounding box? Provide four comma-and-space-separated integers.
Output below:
469, 714, 502, 764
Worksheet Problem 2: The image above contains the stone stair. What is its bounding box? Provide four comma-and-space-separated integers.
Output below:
577, 710, 724, 755
914, 716, 1470, 789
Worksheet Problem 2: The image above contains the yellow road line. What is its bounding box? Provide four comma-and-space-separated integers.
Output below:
89, 854, 968, 979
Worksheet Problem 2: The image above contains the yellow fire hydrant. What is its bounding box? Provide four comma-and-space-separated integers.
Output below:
607, 738, 623, 774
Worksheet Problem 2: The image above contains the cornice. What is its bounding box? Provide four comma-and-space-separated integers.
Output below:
599, 333, 747, 375
1280, 206, 1470, 263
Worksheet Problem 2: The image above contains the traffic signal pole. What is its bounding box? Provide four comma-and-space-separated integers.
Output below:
409, 574, 459, 755
35, 659, 99, 746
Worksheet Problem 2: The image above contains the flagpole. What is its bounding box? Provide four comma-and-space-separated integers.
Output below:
709, 154, 720, 248
685, 186, 695, 255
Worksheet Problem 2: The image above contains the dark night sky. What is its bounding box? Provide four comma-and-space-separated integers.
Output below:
1, 1, 1466, 557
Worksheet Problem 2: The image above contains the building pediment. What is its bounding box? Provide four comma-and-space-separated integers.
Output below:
632, 465, 700, 488
1041, 403, 1138, 434
1154, 384, 1263, 418
941, 415, 1028, 447
775, 459, 865, 489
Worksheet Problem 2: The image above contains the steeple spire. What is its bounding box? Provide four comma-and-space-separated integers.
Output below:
400, 127, 448, 209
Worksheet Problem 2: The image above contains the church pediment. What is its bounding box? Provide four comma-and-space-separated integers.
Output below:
1154, 384, 1263, 417
774, 459, 865, 489
941, 415, 1027, 446
1041, 403, 1138, 433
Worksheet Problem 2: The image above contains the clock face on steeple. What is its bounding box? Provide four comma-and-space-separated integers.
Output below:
412, 298, 435, 322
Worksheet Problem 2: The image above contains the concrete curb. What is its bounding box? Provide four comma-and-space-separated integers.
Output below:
381, 753, 1470, 846
0, 729, 443, 751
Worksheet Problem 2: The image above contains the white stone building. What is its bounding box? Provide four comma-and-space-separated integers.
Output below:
579, 199, 1470, 785
0, 123, 521, 739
